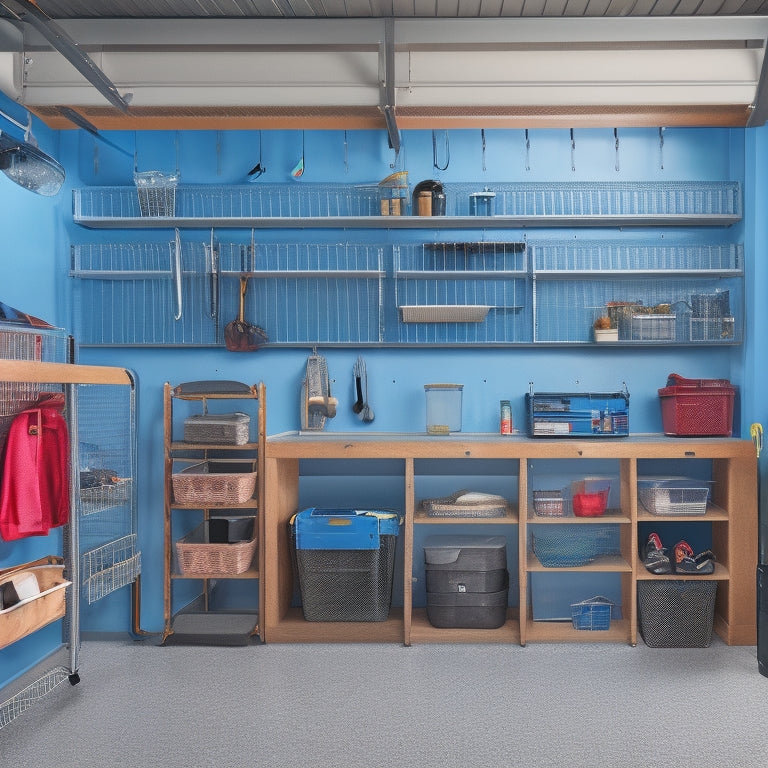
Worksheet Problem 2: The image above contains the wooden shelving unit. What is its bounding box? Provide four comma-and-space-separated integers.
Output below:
263, 432, 756, 647
162, 381, 266, 646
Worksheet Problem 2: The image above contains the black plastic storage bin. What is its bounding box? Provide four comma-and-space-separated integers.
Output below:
423, 535, 509, 629
426, 589, 509, 629
637, 580, 718, 648
292, 508, 401, 622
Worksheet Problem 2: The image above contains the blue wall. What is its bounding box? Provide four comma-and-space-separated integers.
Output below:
1, 89, 764, 656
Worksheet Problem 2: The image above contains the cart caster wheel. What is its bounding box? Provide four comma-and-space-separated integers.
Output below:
68, 672, 81, 686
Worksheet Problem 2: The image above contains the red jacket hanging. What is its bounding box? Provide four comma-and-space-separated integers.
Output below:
0, 392, 70, 541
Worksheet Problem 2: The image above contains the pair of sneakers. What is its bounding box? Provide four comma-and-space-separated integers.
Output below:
642, 533, 716, 575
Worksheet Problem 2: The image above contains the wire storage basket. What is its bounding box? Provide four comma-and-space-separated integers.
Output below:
637, 477, 712, 516
531, 524, 617, 567
571, 596, 613, 630
134, 171, 179, 217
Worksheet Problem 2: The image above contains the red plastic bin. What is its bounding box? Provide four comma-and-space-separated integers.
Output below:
658, 373, 736, 437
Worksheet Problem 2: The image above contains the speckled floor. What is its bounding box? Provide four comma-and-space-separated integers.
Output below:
1, 637, 766, 768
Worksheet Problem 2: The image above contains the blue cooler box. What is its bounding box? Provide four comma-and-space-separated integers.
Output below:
292, 508, 401, 622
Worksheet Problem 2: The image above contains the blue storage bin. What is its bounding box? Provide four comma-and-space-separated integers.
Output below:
291, 508, 401, 622
294, 508, 401, 550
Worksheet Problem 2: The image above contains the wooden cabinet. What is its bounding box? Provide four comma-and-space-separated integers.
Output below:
263, 433, 756, 647
162, 381, 266, 645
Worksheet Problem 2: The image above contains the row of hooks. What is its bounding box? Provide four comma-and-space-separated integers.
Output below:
420, 127, 666, 173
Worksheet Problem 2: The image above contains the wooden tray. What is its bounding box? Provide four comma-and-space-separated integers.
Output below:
0, 561, 70, 650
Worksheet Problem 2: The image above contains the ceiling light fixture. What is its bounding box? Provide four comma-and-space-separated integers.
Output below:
0, 108, 64, 196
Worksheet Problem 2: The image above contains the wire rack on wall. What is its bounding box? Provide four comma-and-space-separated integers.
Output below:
70, 240, 219, 346
529, 242, 743, 273
73, 183, 382, 220
72, 181, 742, 222
394, 241, 530, 344
71, 240, 385, 346
441, 181, 742, 217
530, 241, 743, 344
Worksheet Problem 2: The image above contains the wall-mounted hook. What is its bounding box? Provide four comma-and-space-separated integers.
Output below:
570, 128, 576, 172
481, 129, 487, 172
659, 127, 665, 170
524, 129, 531, 172
432, 129, 450, 171
614, 128, 620, 173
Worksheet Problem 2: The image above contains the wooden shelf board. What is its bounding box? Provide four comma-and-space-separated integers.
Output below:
527, 554, 632, 573
524, 617, 631, 644
414, 511, 519, 524
266, 606, 405, 643
408, 608, 520, 644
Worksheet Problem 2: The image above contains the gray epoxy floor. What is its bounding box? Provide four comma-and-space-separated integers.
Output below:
2, 637, 767, 768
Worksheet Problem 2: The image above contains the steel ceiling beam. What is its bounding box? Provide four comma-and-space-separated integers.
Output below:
0, 0, 130, 112
380, 16, 399, 153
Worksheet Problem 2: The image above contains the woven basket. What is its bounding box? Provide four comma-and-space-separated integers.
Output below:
172, 460, 257, 506
176, 521, 257, 575
421, 489, 509, 518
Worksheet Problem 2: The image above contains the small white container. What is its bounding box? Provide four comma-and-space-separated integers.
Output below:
594, 328, 619, 342
425, 384, 463, 434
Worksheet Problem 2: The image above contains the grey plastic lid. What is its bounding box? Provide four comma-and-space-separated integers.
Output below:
423, 535, 506, 564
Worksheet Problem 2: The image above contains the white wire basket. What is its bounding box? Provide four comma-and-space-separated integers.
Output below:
134, 171, 179, 217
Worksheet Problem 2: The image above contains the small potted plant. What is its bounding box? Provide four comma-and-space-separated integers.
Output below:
593, 315, 618, 342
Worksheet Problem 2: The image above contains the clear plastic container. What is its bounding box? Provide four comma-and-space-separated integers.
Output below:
425, 383, 463, 434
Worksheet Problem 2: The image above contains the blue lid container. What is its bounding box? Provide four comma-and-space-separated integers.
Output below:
294, 508, 401, 550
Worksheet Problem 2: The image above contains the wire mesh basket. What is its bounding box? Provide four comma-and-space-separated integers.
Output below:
134, 171, 179, 217
571, 596, 613, 630
637, 478, 712, 516
531, 524, 617, 567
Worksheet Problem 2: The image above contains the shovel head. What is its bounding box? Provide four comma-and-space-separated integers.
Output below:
225, 319, 268, 352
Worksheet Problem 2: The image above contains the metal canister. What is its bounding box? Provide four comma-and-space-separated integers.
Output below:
500, 400, 512, 434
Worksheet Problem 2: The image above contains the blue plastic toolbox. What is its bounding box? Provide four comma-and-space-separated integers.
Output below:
526, 388, 630, 437
291, 508, 401, 622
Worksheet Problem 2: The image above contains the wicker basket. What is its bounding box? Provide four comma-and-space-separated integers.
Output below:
172, 460, 257, 506
175, 519, 257, 575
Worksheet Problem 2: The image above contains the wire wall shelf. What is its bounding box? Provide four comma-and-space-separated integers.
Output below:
72, 181, 742, 228
534, 278, 743, 344
73, 183, 382, 221
529, 242, 743, 275
395, 242, 530, 344
443, 181, 742, 218
72, 241, 385, 346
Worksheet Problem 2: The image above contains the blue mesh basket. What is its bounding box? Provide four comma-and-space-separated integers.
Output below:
532, 525, 616, 567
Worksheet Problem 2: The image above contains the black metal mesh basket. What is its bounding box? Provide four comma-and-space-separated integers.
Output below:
289, 519, 397, 622
637, 580, 717, 648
